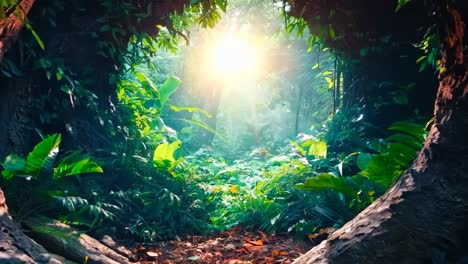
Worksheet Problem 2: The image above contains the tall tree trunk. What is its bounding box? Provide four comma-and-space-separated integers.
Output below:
295, 84, 304, 135
294, 1, 468, 263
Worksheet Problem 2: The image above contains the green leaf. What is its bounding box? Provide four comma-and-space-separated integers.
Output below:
25, 23, 45, 50
308, 140, 327, 158
290, 140, 306, 156
396, 0, 412, 12
295, 173, 357, 198
159, 76, 182, 108
360, 155, 399, 187
387, 143, 417, 166
387, 133, 423, 151
25, 134, 61, 175
153, 141, 182, 171
1, 154, 26, 180
55, 71, 63, 81
357, 152, 372, 171
53, 150, 103, 180
328, 25, 336, 40
216, 0, 227, 12
325, 77, 333, 89
388, 121, 425, 142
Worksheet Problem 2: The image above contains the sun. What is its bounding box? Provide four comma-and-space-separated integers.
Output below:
210, 37, 258, 76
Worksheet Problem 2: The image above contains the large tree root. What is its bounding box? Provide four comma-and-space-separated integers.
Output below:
24, 216, 130, 264
0, 188, 66, 263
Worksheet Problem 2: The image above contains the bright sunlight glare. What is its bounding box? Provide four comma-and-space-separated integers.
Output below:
209, 37, 259, 77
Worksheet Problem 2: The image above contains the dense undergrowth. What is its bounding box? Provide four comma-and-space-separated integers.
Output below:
0, 109, 427, 242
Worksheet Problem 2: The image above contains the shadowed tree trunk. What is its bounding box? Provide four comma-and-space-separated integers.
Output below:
293, 1, 468, 263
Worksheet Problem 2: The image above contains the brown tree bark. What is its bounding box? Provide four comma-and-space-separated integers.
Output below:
24, 216, 130, 264
0, 0, 35, 62
0, 188, 68, 263
294, 1, 468, 263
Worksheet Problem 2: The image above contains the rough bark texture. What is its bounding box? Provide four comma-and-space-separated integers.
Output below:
294, 1, 468, 263
0, 0, 35, 62
0, 188, 68, 264
25, 216, 130, 264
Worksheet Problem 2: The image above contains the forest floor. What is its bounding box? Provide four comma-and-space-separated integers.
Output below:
130, 226, 312, 264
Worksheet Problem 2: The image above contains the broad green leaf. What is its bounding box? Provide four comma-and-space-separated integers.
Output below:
1, 154, 26, 180
53, 150, 103, 180
387, 143, 417, 166
25, 134, 61, 175
387, 134, 422, 151
159, 76, 181, 108
357, 152, 372, 171
295, 173, 357, 198
153, 141, 182, 170
308, 140, 327, 158
388, 121, 425, 142
360, 155, 399, 187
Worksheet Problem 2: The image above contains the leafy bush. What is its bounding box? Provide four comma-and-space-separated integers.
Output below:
0, 133, 111, 228
296, 121, 427, 212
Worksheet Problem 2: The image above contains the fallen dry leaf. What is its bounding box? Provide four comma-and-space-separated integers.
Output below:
132, 226, 306, 263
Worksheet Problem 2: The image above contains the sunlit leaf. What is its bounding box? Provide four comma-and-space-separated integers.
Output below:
53, 150, 103, 180
159, 76, 182, 108
153, 141, 182, 171
308, 140, 327, 158
25, 134, 61, 175
295, 173, 357, 198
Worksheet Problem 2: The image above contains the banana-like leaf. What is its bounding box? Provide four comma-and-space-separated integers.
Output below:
25, 134, 61, 176
295, 173, 358, 198
360, 155, 400, 187
53, 150, 103, 180
159, 76, 181, 108
388, 121, 426, 142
